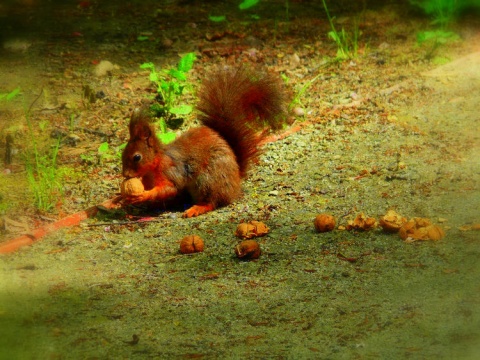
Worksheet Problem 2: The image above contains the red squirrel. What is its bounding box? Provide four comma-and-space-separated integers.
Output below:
121, 66, 287, 217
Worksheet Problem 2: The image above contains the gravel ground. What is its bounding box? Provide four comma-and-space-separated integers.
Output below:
1, 1, 479, 358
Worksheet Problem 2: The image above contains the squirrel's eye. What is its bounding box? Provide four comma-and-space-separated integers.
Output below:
133, 154, 142, 163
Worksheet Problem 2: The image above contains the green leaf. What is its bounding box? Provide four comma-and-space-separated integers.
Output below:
416, 30, 459, 45
328, 31, 340, 42
160, 80, 170, 92
170, 104, 192, 115
39, 120, 49, 131
6, 88, 21, 101
140, 62, 155, 71
177, 52, 196, 73
150, 103, 166, 116
98, 142, 109, 154
150, 72, 160, 83
157, 132, 176, 145
0, 88, 21, 101
157, 118, 167, 133
137, 35, 149, 41
171, 82, 184, 95
174, 84, 185, 96
239, 0, 259, 10
209, 15, 227, 22
168, 69, 187, 81
116, 143, 127, 158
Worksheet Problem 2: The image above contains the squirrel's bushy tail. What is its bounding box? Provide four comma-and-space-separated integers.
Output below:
197, 66, 287, 177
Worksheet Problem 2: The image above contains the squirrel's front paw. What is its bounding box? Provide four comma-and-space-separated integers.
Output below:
183, 204, 215, 218
123, 191, 152, 204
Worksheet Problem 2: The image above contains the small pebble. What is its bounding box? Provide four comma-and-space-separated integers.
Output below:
293, 107, 305, 117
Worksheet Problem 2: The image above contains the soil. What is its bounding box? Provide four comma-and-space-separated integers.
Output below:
1, 0, 479, 358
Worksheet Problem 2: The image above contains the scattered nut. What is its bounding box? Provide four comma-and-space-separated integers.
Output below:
314, 214, 336, 233
235, 221, 269, 239
235, 240, 261, 260
379, 210, 407, 233
425, 225, 446, 240
470, 224, 480, 231
458, 224, 480, 231
121, 178, 144, 196
346, 213, 376, 231
399, 218, 445, 242
251, 221, 269, 235
179, 235, 204, 254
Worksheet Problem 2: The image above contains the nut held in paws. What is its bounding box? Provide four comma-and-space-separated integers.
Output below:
121, 178, 144, 196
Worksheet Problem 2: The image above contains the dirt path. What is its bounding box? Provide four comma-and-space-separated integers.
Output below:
1, 1, 479, 359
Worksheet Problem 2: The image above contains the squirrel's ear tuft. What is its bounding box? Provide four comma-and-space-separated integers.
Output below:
131, 120, 153, 141
129, 108, 154, 140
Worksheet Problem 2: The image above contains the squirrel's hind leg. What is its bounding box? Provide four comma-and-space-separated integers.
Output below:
183, 203, 215, 218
